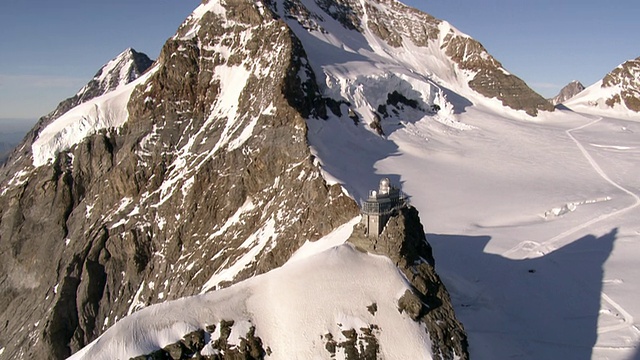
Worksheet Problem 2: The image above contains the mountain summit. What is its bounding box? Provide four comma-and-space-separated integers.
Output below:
50, 48, 154, 119
269, 0, 553, 116
549, 80, 585, 106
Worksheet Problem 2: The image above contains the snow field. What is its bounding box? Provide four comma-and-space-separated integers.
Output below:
308, 99, 640, 358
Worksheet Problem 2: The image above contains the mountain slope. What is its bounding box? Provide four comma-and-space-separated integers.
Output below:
564, 56, 640, 116
70, 242, 430, 360
276, 0, 552, 118
51, 48, 154, 120
1, 48, 154, 170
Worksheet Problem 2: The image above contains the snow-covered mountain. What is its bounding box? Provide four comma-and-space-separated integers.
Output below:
1, 0, 639, 359
549, 80, 585, 106
564, 56, 640, 116
49, 48, 154, 120
2, 48, 154, 170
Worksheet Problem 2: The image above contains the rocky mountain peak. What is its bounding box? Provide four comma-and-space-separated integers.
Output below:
0, 1, 357, 358
49, 48, 154, 120
84, 48, 153, 95
601, 56, 640, 111
0, 0, 566, 358
549, 80, 585, 106
349, 206, 469, 359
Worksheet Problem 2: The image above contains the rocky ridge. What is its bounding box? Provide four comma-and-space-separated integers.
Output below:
1, 48, 154, 172
130, 322, 268, 360
601, 56, 640, 111
549, 80, 585, 106
51, 48, 154, 120
0, 0, 560, 358
349, 207, 469, 359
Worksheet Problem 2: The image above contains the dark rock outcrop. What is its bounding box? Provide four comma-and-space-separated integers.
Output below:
131, 323, 266, 360
323, 326, 380, 360
442, 35, 554, 116
349, 207, 469, 360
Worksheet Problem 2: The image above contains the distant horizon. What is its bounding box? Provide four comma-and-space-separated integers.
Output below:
0, 0, 637, 119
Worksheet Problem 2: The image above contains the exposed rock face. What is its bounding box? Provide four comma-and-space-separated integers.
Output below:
442, 35, 554, 116
323, 326, 381, 359
602, 56, 640, 112
0, 3, 356, 359
0, 0, 527, 358
549, 80, 585, 106
349, 207, 469, 360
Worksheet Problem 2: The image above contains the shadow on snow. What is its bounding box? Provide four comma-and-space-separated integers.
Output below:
427, 229, 618, 359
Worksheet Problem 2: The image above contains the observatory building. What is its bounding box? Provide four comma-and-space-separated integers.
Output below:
361, 178, 407, 238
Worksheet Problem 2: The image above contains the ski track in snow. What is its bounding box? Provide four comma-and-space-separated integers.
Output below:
503, 114, 640, 345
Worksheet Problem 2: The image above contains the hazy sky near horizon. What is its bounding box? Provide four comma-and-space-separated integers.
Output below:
0, 0, 637, 119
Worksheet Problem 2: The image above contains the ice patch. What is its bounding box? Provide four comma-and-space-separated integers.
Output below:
590, 144, 634, 151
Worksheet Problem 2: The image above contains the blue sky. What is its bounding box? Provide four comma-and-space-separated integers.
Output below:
0, 1, 198, 119
0, 0, 638, 119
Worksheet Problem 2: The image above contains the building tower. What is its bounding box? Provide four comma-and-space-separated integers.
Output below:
361, 178, 406, 238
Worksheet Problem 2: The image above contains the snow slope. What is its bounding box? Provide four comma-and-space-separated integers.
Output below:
563, 80, 637, 119
68, 219, 434, 360
28, 0, 537, 168
275, 0, 538, 128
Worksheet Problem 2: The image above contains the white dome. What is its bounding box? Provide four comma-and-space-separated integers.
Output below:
379, 178, 391, 194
